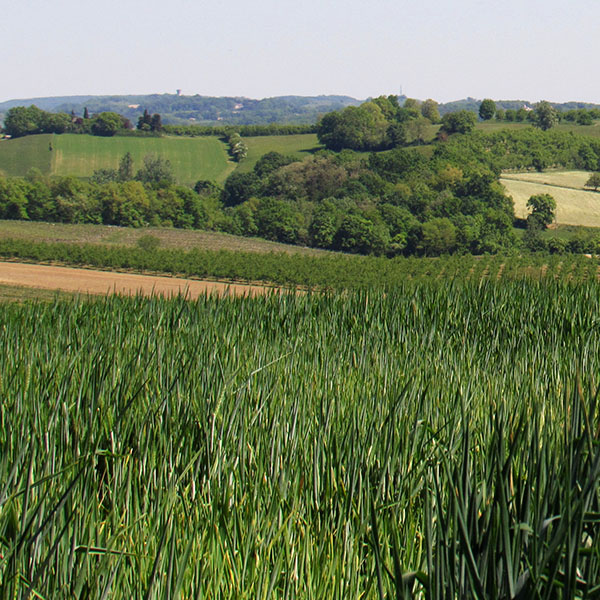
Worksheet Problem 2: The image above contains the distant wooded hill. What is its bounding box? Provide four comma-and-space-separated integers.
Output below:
2, 94, 600, 127
0, 95, 362, 126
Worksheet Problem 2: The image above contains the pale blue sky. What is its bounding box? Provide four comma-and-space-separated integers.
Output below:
2, 0, 599, 104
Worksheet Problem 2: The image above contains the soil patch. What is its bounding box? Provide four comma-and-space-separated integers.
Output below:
0, 262, 284, 299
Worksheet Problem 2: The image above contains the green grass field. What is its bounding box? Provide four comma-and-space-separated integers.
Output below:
0, 133, 321, 181
0, 133, 236, 184
501, 170, 600, 226
0, 134, 53, 176
235, 133, 322, 172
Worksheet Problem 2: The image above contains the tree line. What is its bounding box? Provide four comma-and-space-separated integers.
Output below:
1, 105, 318, 139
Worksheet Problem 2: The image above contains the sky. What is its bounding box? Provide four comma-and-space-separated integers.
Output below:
2, 0, 600, 104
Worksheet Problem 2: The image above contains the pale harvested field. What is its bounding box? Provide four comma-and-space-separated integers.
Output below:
501, 171, 600, 226
0, 262, 284, 299
502, 171, 592, 188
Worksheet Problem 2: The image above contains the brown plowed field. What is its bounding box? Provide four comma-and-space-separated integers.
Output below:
0, 262, 282, 299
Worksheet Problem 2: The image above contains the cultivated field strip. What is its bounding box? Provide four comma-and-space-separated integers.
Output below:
0, 283, 599, 598
1, 237, 600, 290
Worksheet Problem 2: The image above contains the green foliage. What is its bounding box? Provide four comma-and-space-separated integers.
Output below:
3, 105, 73, 137
135, 155, 175, 186
527, 193, 556, 228
333, 213, 390, 255
419, 217, 457, 255
222, 171, 259, 206
252, 151, 297, 177
421, 98, 440, 123
317, 102, 391, 151
534, 101, 559, 131
136, 108, 163, 132
255, 197, 304, 244
136, 233, 161, 251
440, 110, 477, 134
226, 132, 248, 162
90, 112, 129, 136
478, 98, 496, 120
1, 272, 600, 595
585, 172, 600, 191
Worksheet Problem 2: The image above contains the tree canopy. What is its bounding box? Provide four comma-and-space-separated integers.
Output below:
534, 102, 558, 131
479, 99, 496, 121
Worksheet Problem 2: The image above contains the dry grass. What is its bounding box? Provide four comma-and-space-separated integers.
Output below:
0, 220, 332, 256
0, 283, 75, 303
502, 170, 592, 189
501, 171, 600, 226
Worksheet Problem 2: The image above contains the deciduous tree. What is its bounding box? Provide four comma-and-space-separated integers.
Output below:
534, 101, 558, 131
585, 172, 600, 191
421, 99, 440, 123
440, 110, 477, 135
479, 99, 496, 120
527, 193, 556, 228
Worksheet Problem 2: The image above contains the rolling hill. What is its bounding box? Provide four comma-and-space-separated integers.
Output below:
0, 132, 322, 183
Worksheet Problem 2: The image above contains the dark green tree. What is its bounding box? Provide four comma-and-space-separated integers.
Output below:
222, 172, 260, 206
118, 152, 134, 181
253, 151, 296, 177
527, 193, 556, 228
317, 102, 390, 151
440, 110, 477, 134
3, 105, 45, 137
256, 198, 304, 244
137, 109, 152, 131
479, 99, 496, 120
585, 172, 600, 191
194, 180, 222, 197
150, 113, 162, 132
333, 213, 390, 255
91, 112, 124, 136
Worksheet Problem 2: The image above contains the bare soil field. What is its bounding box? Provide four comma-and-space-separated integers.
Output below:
0, 262, 285, 299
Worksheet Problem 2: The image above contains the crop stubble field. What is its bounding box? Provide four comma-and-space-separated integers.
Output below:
501, 170, 600, 226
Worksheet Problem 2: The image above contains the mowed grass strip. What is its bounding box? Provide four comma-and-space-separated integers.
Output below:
0, 133, 53, 176
51, 134, 235, 184
501, 172, 600, 226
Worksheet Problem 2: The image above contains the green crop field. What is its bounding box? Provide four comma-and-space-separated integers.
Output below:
235, 133, 322, 172
0, 133, 321, 181
52, 134, 235, 184
0, 133, 235, 184
501, 170, 600, 226
0, 134, 53, 176
0, 282, 599, 598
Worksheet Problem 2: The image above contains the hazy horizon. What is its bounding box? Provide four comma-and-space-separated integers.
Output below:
3, 0, 599, 106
